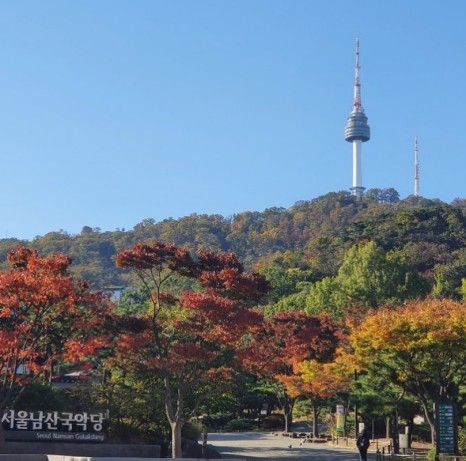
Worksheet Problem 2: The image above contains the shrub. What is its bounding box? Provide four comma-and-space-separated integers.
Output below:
224, 418, 256, 431
183, 421, 203, 441
458, 426, 466, 454
261, 414, 285, 430
426, 447, 436, 460
200, 413, 234, 429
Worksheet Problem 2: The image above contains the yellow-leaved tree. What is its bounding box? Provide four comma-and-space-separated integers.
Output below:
296, 356, 353, 437
350, 299, 466, 445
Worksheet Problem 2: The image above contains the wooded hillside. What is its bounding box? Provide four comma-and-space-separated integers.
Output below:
3, 189, 466, 295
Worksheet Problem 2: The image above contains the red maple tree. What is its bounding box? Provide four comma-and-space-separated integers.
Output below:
113, 242, 268, 458
239, 311, 342, 432
0, 246, 113, 420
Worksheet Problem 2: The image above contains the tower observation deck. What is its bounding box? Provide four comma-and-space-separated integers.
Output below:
345, 38, 370, 196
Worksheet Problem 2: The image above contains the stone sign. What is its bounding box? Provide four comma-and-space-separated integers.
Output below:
1, 410, 105, 442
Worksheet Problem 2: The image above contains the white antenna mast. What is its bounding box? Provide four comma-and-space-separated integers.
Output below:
414, 137, 420, 196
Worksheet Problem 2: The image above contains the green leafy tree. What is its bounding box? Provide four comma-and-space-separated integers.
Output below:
336, 242, 422, 307
352, 372, 421, 449
433, 248, 466, 298
460, 279, 466, 301
365, 188, 400, 204
304, 242, 429, 318
98, 371, 169, 444
305, 277, 343, 318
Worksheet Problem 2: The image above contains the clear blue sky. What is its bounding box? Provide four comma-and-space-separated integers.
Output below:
0, 1, 465, 240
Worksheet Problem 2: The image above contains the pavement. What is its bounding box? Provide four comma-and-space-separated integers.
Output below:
207, 431, 376, 460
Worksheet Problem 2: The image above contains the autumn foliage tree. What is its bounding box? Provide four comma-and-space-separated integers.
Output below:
239, 311, 342, 432
350, 299, 466, 444
0, 246, 113, 419
113, 242, 268, 458
296, 354, 352, 437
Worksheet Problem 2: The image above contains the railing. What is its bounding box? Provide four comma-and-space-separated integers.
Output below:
329, 437, 429, 461
376, 453, 429, 461
330, 435, 466, 461
330, 435, 356, 447
376, 450, 466, 461
331, 435, 391, 451
430, 457, 466, 461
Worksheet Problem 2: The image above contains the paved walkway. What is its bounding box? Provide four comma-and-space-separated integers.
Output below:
208, 431, 376, 460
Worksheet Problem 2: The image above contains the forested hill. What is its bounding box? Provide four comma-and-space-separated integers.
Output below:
2, 189, 466, 292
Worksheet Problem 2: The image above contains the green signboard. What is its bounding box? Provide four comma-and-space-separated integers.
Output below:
435, 402, 457, 455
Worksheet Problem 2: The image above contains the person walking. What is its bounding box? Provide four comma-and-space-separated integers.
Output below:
356, 428, 370, 461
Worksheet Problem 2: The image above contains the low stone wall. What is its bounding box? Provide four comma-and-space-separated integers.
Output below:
0, 443, 161, 458
48, 457, 163, 461
0, 457, 235, 461
0, 456, 48, 461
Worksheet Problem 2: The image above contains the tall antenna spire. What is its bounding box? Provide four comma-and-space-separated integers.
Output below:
345, 37, 370, 197
414, 137, 420, 196
353, 37, 362, 111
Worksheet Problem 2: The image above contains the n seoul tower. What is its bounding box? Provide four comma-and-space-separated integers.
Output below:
344, 38, 370, 196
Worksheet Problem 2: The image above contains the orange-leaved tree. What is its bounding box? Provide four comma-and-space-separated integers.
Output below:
293, 353, 352, 437
239, 311, 342, 433
350, 298, 466, 444
0, 245, 114, 420
114, 242, 268, 458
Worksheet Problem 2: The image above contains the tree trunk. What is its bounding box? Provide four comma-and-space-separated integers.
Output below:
419, 399, 435, 445
407, 416, 414, 448
284, 410, 292, 433
311, 400, 319, 438
282, 395, 294, 433
171, 420, 183, 458
165, 377, 186, 458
